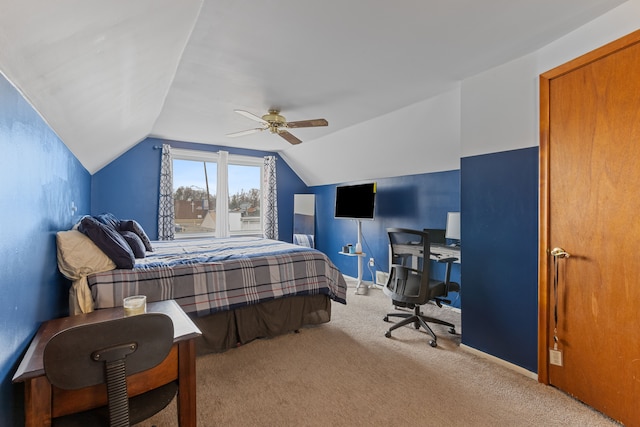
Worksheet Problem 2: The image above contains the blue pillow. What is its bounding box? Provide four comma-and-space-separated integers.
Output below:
94, 212, 121, 230
120, 219, 154, 252
78, 217, 135, 269
119, 230, 146, 259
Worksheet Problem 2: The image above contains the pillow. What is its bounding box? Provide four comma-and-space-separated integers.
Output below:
293, 233, 315, 248
78, 216, 135, 269
120, 219, 154, 252
72, 215, 90, 230
119, 230, 146, 259
94, 212, 121, 230
56, 230, 116, 279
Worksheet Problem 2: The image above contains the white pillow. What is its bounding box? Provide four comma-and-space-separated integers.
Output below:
56, 230, 116, 280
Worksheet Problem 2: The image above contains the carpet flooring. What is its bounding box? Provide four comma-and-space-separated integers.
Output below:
138, 283, 619, 426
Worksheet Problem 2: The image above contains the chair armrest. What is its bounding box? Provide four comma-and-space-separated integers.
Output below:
435, 257, 458, 287
447, 281, 460, 293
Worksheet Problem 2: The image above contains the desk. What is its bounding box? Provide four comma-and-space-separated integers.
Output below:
13, 300, 202, 427
391, 243, 460, 262
430, 243, 461, 263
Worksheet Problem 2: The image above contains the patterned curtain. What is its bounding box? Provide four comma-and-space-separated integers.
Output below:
157, 144, 175, 240
215, 150, 230, 238
263, 156, 278, 240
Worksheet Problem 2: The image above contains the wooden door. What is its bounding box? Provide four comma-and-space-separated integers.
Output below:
539, 30, 640, 426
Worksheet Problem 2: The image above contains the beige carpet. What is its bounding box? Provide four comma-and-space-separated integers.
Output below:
138, 284, 619, 426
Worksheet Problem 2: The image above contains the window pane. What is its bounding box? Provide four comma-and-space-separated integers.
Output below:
171, 152, 264, 238
228, 164, 261, 233
173, 159, 217, 237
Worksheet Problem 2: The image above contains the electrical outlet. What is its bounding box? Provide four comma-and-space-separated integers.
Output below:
369, 257, 375, 267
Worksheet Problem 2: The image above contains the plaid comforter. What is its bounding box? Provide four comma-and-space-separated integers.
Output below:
88, 237, 347, 316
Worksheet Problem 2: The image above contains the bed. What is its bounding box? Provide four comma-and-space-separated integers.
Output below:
56, 221, 347, 355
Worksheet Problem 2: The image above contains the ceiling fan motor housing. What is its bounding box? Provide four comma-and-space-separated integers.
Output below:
262, 110, 287, 132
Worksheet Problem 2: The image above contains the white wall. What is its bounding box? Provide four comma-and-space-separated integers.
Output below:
461, 0, 640, 158
288, 0, 640, 186
284, 86, 461, 186
461, 54, 539, 158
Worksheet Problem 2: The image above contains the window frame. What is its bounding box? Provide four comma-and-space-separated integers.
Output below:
171, 148, 264, 238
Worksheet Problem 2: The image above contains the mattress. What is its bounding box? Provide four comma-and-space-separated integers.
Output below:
87, 236, 348, 316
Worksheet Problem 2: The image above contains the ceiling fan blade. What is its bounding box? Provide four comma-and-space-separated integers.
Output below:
286, 118, 328, 128
277, 130, 302, 145
234, 109, 268, 124
226, 128, 265, 137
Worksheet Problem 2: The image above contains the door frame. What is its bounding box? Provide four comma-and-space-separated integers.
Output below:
537, 28, 640, 384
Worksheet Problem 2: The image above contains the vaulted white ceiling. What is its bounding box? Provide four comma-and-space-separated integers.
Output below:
0, 0, 625, 185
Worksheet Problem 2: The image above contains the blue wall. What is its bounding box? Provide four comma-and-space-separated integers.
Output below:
312, 170, 462, 308
460, 147, 539, 372
0, 70, 541, 424
0, 74, 91, 425
92, 138, 309, 242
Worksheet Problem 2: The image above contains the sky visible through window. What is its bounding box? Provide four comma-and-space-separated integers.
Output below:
173, 159, 260, 196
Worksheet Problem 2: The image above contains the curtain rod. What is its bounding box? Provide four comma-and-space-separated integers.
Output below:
153, 145, 276, 160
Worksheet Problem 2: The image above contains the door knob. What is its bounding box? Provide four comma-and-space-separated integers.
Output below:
550, 247, 570, 258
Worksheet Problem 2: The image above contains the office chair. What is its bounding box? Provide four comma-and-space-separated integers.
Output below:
43, 313, 177, 427
383, 228, 460, 347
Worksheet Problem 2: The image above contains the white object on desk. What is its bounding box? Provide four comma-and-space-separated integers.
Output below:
445, 212, 460, 241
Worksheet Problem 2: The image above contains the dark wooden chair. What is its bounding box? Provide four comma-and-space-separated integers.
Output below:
43, 313, 177, 427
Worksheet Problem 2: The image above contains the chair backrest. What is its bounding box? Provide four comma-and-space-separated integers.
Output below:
384, 228, 432, 305
43, 313, 174, 427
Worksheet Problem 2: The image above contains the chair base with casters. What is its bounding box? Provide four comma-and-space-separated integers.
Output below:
383, 301, 457, 347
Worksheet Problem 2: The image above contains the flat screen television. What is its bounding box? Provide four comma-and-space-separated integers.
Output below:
334, 182, 376, 220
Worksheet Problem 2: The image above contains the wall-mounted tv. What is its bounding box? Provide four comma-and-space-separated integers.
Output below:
335, 182, 376, 220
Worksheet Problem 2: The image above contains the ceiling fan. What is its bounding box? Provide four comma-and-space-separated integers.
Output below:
227, 109, 328, 145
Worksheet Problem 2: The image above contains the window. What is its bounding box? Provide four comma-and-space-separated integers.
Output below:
172, 149, 263, 238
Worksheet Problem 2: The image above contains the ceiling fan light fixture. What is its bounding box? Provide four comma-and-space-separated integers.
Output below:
268, 124, 280, 134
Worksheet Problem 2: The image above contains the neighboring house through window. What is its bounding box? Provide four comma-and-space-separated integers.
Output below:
171, 148, 263, 238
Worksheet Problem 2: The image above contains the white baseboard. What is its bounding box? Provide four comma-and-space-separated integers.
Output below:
343, 275, 374, 286
460, 344, 538, 381
445, 305, 461, 313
